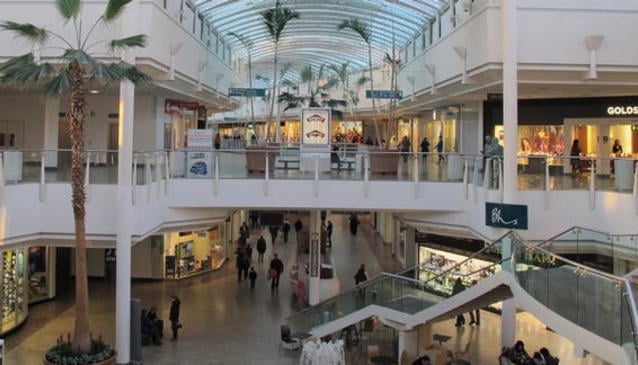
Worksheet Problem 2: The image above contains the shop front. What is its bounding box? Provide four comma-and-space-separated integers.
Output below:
1, 248, 28, 335
27, 246, 54, 304
164, 228, 227, 279
484, 96, 638, 175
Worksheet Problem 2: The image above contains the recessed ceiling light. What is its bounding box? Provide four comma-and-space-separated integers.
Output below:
89, 90, 99, 94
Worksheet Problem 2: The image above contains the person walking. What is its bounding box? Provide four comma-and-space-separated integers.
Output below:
354, 264, 368, 285
248, 267, 258, 289
269, 225, 279, 246
294, 218, 303, 233
436, 135, 445, 163
256, 235, 267, 262
245, 242, 253, 262
169, 295, 181, 341
349, 213, 360, 236
326, 220, 333, 246
570, 139, 582, 177
282, 220, 291, 243
269, 254, 284, 291
420, 136, 430, 165
452, 278, 465, 327
400, 135, 411, 162
469, 280, 480, 325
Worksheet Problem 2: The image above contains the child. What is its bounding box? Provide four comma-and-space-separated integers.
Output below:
248, 267, 257, 289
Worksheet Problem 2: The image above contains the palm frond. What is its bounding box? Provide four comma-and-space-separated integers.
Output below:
0, 21, 48, 43
45, 68, 75, 95
356, 75, 369, 87
300, 65, 313, 84
110, 34, 147, 50
0, 54, 54, 85
260, 0, 300, 42
109, 61, 151, 84
228, 32, 252, 49
337, 18, 370, 44
55, 0, 82, 21
62, 49, 94, 65
104, 0, 132, 21
87, 62, 120, 81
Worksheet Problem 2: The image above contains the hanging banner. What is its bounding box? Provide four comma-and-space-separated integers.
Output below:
301, 108, 331, 146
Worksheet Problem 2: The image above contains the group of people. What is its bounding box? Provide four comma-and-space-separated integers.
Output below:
500, 341, 559, 365
452, 278, 480, 327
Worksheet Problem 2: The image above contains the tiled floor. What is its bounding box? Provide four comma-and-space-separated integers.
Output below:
4, 214, 608, 364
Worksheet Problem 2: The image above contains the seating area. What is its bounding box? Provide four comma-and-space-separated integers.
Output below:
498, 340, 559, 365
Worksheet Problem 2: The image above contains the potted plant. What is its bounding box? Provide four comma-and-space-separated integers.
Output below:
0, 0, 148, 363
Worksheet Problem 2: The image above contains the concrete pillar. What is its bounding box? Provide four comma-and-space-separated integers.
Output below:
43, 97, 60, 167
308, 210, 321, 305
398, 329, 419, 361
501, 0, 518, 203
501, 235, 516, 349
115, 2, 138, 363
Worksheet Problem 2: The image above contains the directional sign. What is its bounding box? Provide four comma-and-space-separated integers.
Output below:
228, 88, 266, 97
366, 90, 403, 99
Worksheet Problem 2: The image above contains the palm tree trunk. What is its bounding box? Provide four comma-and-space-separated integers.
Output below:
267, 42, 279, 141
69, 61, 91, 353
368, 44, 381, 147
248, 53, 255, 129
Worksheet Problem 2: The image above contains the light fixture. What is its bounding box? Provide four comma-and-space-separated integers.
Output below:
89, 90, 99, 94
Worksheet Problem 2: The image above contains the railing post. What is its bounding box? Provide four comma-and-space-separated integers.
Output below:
498, 158, 504, 203
39, 151, 46, 202
164, 151, 169, 196
413, 154, 419, 198
155, 153, 161, 198
213, 153, 219, 196
589, 158, 595, 210
132, 154, 137, 206
472, 156, 479, 203
84, 152, 90, 203
483, 157, 492, 200
544, 156, 550, 210
264, 152, 269, 197
0, 153, 4, 187
363, 155, 369, 198
314, 156, 319, 197
145, 153, 151, 202
463, 158, 469, 200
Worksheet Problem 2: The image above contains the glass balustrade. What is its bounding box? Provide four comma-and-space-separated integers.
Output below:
2, 148, 636, 198
513, 244, 636, 350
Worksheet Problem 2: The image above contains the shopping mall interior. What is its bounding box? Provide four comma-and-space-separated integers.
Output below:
0, 0, 637, 364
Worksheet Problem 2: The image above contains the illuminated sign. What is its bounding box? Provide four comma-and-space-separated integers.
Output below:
607, 106, 638, 116
301, 108, 331, 146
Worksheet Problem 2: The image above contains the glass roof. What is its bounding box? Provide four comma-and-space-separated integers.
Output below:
193, 0, 448, 87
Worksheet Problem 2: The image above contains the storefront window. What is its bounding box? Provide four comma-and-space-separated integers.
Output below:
1, 249, 28, 334
28, 247, 49, 303
333, 121, 362, 143
166, 229, 227, 279
495, 125, 565, 166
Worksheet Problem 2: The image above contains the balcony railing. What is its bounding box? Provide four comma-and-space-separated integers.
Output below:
1, 149, 636, 197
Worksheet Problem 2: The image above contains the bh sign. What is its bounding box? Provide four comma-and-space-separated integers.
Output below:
485, 202, 528, 230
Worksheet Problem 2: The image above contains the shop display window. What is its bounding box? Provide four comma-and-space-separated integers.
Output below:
27, 247, 48, 303
168, 227, 227, 279
1, 249, 27, 334
333, 121, 362, 143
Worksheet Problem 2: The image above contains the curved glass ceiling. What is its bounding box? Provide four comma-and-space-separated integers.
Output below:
193, 0, 448, 87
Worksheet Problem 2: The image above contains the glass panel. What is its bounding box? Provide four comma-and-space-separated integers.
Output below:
514, 245, 630, 345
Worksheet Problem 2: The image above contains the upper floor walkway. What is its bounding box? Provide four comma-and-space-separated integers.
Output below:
1, 146, 637, 247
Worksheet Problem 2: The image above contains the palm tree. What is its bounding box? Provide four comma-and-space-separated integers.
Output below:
337, 18, 381, 146
261, 0, 299, 141
228, 32, 255, 128
278, 64, 347, 119
384, 52, 401, 145
0, 0, 148, 353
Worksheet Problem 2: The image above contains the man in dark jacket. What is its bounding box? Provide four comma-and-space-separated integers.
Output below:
256, 235, 267, 262
169, 295, 181, 341
269, 254, 284, 291
452, 278, 466, 327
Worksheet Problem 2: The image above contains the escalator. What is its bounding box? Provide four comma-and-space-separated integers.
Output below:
285, 231, 638, 365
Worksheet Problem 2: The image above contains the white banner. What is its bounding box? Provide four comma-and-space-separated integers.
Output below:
301, 108, 331, 146
187, 129, 213, 149
186, 151, 213, 178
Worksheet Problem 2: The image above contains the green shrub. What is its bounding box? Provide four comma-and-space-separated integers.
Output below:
45, 334, 114, 365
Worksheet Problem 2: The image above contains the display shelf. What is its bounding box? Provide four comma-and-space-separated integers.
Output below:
0, 249, 27, 335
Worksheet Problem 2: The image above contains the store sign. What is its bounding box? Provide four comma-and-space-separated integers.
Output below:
607, 106, 638, 116
366, 90, 403, 99
164, 99, 199, 114
186, 151, 213, 178
310, 233, 320, 277
301, 108, 330, 146
187, 129, 213, 149
485, 202, 528, 230
105, 249, 116, 263
228, 88, 266, 97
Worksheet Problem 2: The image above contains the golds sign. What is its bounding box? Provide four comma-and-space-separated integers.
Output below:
301, 108, 331, 146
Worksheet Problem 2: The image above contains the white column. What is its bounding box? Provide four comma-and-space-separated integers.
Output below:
501, 235, 516, 348
115, 2, 138, 364
501, 0, 518, 203
398, 329, 419, 361
43, 97, 60, 167
308, 210, 321, 305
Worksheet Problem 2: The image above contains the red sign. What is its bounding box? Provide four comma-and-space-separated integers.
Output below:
164, 99, 200, 114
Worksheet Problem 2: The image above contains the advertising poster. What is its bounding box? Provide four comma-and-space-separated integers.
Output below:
301, 108, 331, 146
187, 129, 213, 149
186, 151, 213, 178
